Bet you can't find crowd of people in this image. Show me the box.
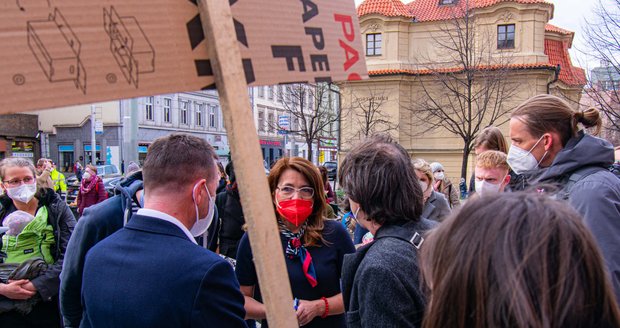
[0,93,618,327]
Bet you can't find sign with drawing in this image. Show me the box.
[0,0,367,114]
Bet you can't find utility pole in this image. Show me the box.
[90,105,97,165]
[122,98,140,173]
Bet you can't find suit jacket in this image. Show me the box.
[81,214,247,328]
[422,191,451,222]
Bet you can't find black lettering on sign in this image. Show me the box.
[304,27,324,50]
[310,55,329,72]
[272,46,306,72]
[195,59,213,76]
[300,0,318,23]
[23,249,34,254]
[314,76,332,83]
[186,0,255,87]
[186,14,204,50]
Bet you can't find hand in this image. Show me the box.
[69,202,77,207]
[21,281,37,292]
[296,299,323,326]
[0,280,36,300]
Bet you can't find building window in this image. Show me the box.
[209,106,217,128]
[268,113,275,133]
[163,98,171,123]
[366,33,382,56]
[258,110,265,132]
[145,96,154,121]
[439,0,457,4]
[196,103,204,127]
[258,86,265,98]
[497,24,515,49]
[268,86,275,100]
[180,101,189,125]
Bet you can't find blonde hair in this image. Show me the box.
[476,151,509,172]
[413,159,434,184]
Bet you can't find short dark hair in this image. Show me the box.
[421,192,620,328]
[339,134,423,225]
[142,134,217,192]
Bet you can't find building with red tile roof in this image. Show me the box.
[339,0,586,183]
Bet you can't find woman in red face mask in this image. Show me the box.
[235,157,355,328]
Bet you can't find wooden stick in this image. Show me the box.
[196,1,297,327]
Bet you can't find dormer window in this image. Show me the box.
[497,24,515,49]
[439,0,457,5]
[366,33,382,56]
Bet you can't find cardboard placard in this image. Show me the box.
[0,0,367,114]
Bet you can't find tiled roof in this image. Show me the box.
[357,0,413,18]
[544,39,586,86]
[354,0,553,22]
[545,24,573,35]
[368,62,556,76]
[369,39,586,87]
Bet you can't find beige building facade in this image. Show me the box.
[339,0,585,183]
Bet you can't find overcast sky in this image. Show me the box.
[353,0,602,72]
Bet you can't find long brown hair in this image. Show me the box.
[268,157,327,247]
[512,94,602,146]
[421,192,620,328]
[473,126,508,153]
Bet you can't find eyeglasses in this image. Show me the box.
[276,186,315,199]
[2,176,35,188]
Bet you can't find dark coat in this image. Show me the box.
[521,132,620,302]
[216,188,245,259]
[342,219,436,328]
[59,172,143,327]
[422,191,451,222]
[81,214,247,328]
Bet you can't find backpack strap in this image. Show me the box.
[373,223,425,250]
[557,166,605,200]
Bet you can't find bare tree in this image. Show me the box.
[406,0,517,180]
[342,86,398,143]
[270,83,339,162]
[583,0,620,134]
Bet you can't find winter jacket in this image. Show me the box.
[59,171,143,328]
[76,176,107,214]
[437,178,460,208]
[342,219,436,328]
[216,188,245,259]
[422,191,451,222]
[522,131,620,302]
[50,169,67,194]
[0,188,76,321]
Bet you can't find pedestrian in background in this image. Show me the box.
[215,161,245,259]
[217,162,227,194]
[49,162,67,200]
[429,162,460,208]
[339,134,435,328]
[508,95,620,301]
[469,126,512,193]
[73,160,83,182]
[413,159,450,222]
[73,165,107,216]
[420,192,620,328]
[35,159,53,190]
[236,157,355,327]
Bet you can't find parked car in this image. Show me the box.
[323,161,337,181]
[67,164,121,206]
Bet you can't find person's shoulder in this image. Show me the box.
[322,219,350,241]
[572,167,620,193]
[80,195,124,227]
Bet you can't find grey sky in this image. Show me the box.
[353,0,602,72]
